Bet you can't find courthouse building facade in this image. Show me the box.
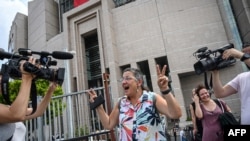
[8,0,250,130]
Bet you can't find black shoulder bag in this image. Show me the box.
[204,72,239,128]
[214,99,239,128]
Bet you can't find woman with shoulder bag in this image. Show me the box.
[194,84,232,141]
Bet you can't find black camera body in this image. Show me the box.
[0,48,73,109]
[0,48,73,85]
[1,61,65,85]
[193,43,236,75]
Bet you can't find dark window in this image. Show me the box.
[113,0,136,7]
[84,32,105,131]
[137,61,153,91]
[120,65,131,73]
[58,0,74,32]
[155,56,171,84]
[59,0,74,13]
[230,0,250,43]
[85,33,102,83]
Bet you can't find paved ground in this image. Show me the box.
[169,135,189,141]
[169,135,180,141]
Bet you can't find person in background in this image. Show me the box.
[212,45,250,124]
[173,128,177,141]
[189,88,202,141]
[88,64,182,140]
[0,57,58,141]
[179,128,184,141]
[194,84,231,141]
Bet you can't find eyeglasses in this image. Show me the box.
[118,77,135,82]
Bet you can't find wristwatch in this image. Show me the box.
[240,53,250,62]
[161,88,172,95]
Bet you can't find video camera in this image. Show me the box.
[0,48,74,85]
[193,43,236,75]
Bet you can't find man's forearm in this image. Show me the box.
[212,71,224,98]
[9,77,32,120]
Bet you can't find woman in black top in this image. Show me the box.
[190,88,202,141]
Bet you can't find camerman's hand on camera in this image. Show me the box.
[19,57,37,80]
[223,48,243,60]
[242,45,250,54]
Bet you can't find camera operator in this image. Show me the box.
[222,46,250,67]
[212,45,250,124]
[0,57,58,141]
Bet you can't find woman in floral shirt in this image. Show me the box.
[88,65,182,141]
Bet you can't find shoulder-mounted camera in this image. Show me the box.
[0,48,73,109]
[193,43,236,75]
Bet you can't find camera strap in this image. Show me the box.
[1,75,37,114]
[1,73,11,105]
[30,80,37,114]
[204,72,213,95]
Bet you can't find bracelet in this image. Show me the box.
[161,88,171,95]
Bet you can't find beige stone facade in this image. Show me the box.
[8,12,28,53]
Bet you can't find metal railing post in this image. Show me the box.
[103,73,116,141]
[36,96,43,141]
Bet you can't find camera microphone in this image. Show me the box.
[18,48,51,57]
[196,47,208,53]
[18,48,73,60]
[51,51,73,59]
[0,48,22,60]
